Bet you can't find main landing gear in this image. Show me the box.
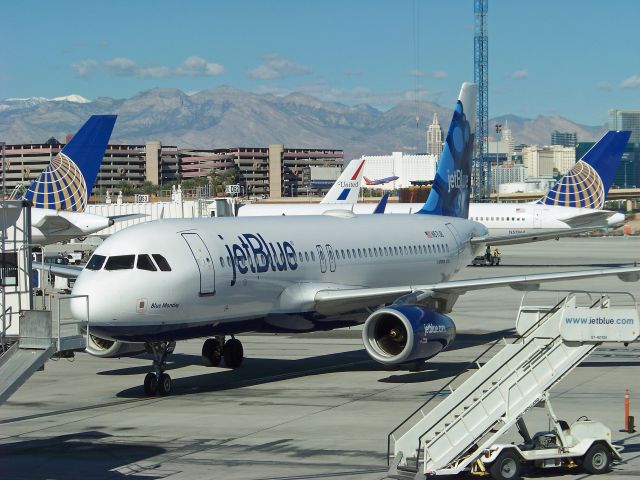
[202,336,244,369]
[143,340,176,396]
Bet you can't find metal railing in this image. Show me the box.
[53,294,90,352]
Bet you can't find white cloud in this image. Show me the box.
[620,75,640,88]
[408,70,447,79]
[72,56,225,79]
[71,59,98,78]
[176,56,224,76]
[431,70,448,79]
[510,69,528,80]
[597,81,613,91]
[247,54,312,80]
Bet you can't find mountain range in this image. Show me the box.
[0,87,606,160]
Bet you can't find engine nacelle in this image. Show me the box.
[362,305,456,366]
[86,334,146,358]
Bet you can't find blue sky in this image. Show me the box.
[3,0,639,126]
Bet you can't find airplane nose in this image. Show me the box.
[70,274,91,321]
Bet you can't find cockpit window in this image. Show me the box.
[137,254,157,271]
[152,254,172,271]
[105,255,135,271]
[86,254,106,271]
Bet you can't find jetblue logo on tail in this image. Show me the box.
[448,169,469,193]
[223,233,297,286]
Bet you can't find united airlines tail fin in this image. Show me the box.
[416,82,477,218]
[24,115,117,212]
[536,130,630,209]
[321,158,365,204]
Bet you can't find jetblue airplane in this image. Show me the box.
[68,84,640,397]
[20,115,119,244]
[237,132,630,239]
[364,175,399,186]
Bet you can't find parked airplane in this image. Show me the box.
[237,131,630,239]
[19,115,120,244]
[364,175,399,186]
[68,84,639,396]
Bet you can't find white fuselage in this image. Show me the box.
[70,214,487,342]
[237,202,624,235]
[29,208,112,245]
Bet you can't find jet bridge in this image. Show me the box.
[387,290,639,478]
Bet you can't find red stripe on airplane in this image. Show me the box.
[351,160,365,180]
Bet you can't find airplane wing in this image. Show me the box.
[560,210,622,229]
[470,227,597,246]
[307,266,640,315]
[33,214,83,236]
[32,262,83,279]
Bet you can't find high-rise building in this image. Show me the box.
[551,131,577,148]
[501,121,515,154]
[426,113,444,156]
[609,109,640,143]
[522,145,575,177]
[491,161,528,191]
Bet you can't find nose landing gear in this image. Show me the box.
[143,341,175,396]
[201,336,244,369]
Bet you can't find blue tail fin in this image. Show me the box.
[24,115,116,212]
[537,130,630,209]
[372,192,390,214]
[416,83,477,218]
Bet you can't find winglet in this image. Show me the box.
[416,83,477,218]
[373,192,390,214]
[537,130,631,209]
[321,158,365,204]
[24,115,117,212]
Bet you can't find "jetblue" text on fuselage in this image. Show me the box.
[223,233,297,286]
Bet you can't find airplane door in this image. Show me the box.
[325,244,336,272]
[445,223,462,257]
[182,233,216,295]
[533,206,542,228]
[315,245,327,273]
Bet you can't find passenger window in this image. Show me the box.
[305,252,309,261]
[311,252,315,261]
[394,246,398,255]
[86,254,106,270]
[298,252,304,262]
[368,248,372,257]
[137,254,157,271]
[105,255,135,271]
[363,249,368,258]
[384,247,388,256]
[358,248,362,257]
[341,249,345,258]
[404,246,408,255]
[347,249,351,259]
[152,254,172,271]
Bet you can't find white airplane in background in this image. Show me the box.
[237,132,630,242]
[66,83,640,397]
[15,115,121,245]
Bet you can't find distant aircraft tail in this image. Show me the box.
[363,176,373,185]
[416,82,477,218]
[321,158,365,204]
[24,115,117,212]
[536,130,630,209]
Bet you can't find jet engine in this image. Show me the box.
[86,334,146,358]
[362,305,456,366]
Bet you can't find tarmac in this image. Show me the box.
[1,236,640,480]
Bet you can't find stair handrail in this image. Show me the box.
[410,294,569,471]
[1,305,12,351]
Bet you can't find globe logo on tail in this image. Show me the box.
[25,152,88,211]
[538,160,605,209]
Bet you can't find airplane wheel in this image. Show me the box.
[144,372,158,396]
[202,338,222,367]
[223,338,244,368]
[158,373,172,396]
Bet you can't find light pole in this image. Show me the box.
[494,124,502,196]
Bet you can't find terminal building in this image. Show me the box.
[357,152,438,191]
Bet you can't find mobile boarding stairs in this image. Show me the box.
[387,290,639,478]
[0,295,89,405]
